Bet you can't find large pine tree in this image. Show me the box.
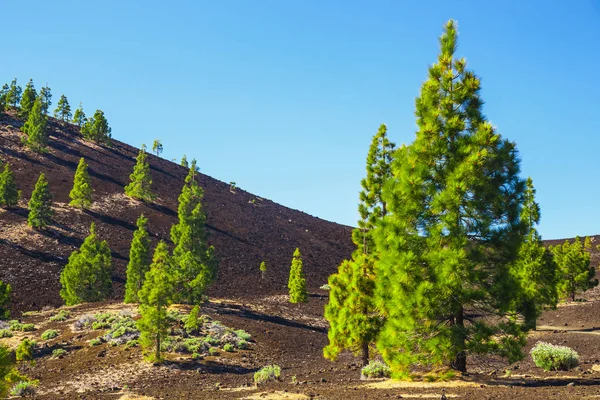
[137,241,176,362]
[19,79,37,119]
[39,85,52,115]
[511,178,558,329]
[124,145,155,201]
[324,124,394,367]
[288,248,307,303]
[170,166,217,304]
[374,20,528,375]
[0,163,19,208]
[27,173,53,229]
[5,79,21,110]
[59,223,112,305]
[22,97,48,152]
[124,214,152,303]
[551,236,598,301]
[69,158,93,208]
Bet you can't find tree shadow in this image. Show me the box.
[84,209,137,232]
[203,301,326,333]
[485,376,600,388]
[0,238,65,264]
[161,358,258,375]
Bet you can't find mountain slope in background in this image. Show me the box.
[0,112,354,314]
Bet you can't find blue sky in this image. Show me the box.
[2,1,599,240]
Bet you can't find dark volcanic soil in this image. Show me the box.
[0,112,353,314]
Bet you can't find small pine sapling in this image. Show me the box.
[288,248,307,303]
[69,158,93,209]
[27,173,53,229]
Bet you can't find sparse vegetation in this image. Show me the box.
[152,139,163,157]
[361,360,391,379]
[530,342,579,371]
[0,330,12,338]
[41,329,59,340]
[254,365,281,384]
[15,339,35,362]
[51,348,67,358]
[9,321,35,332]
[260,261,267,279]
[49,309,70,322]
[89,338,102,346]
[10,380,37,397]
[223,343,234,352]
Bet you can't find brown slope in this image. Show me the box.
[0,111,354,314]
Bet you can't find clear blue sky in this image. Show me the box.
[2,1,599,240]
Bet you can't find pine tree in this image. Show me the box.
[124,214,152,303]
[69,158,93,208]
[0,345,15,398]
[260,261,267,279]
[288,248,307,303]
[0,163,20,208]
[19,79,37,119]
[551,236,598,301]
[27,173,53,229]
[39,85,52,115]
[374,20,528,375]
[511,178,558,329]
[0,280,11,320]
[324,124,394,367]
[124,145,155,201]
[137,241,176,362]
[59,222,112,305]
[170,165,217,304]
[22,97,48,152]
[152,139,163,157]
[72,103,87,127]
[54,94,72,122]
[5,79,21,110]
[81,109,111,144]
[180,155,188,168]
[0,84,9,111]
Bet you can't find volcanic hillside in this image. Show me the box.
[0,112,354,314]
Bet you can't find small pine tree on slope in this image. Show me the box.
[81,109,111,144]
[125,145,154,201]
[5,79,21,109]
[374,20,529,375]
[59,223,112,305]
[170,166,217,304]
[551,236,598,301]
[72,103,87,127]
[54,94,72,122]
[0,281,11,320]
[28,173,53,229]
[39,85,52,115]
[510,177,558,329]
[69,158,93,208]
[288,248,307,303]
[0,163,20,208]
[137,241,177,362]
[124,214,152,303]
[22,97,48,152]
[324,124,394,367]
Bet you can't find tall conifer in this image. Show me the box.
[288,248,307,303]
[125,145,154,201]
[59,223,112,305]
[124,214,152,303]
[22,97,48,152]
[170,166,217,304]
[374,20,527,374]
[324,124,394,367]
[19,79,37,119]
[39,85,52,115]
[69,158,93,208]
[137,241,176,362]
[81,109,111,144]
[72,103,87,127]
[0,163,20,208]
[54,94,72,122]
[28,173,53,229]
[5,79,21,109]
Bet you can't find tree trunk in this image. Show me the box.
[361,341,369,367]
[451,306,467,373]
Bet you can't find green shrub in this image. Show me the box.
[184,305,202,334]
[21,311,38,317]
[530,341,579,371]
[235,329,251,341]
[237,340,249,350]
[125,339,139,349]
[10,381,37,397]
[20,324,35,332]
[9,321,35,332]
[204,335,219,346]
[49,309,71,322]
[0,329,12,338]
[320,283,331,291]
[89,338,102,346]
[191,352,202,360]
[16,339,35,362]
[41,329,59,340]
[91,321,111,330]
[52,348,67,358]
[223,343,234,352]
[208,347,218,356]
[361,360,391,379]
[254,365,281,384]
